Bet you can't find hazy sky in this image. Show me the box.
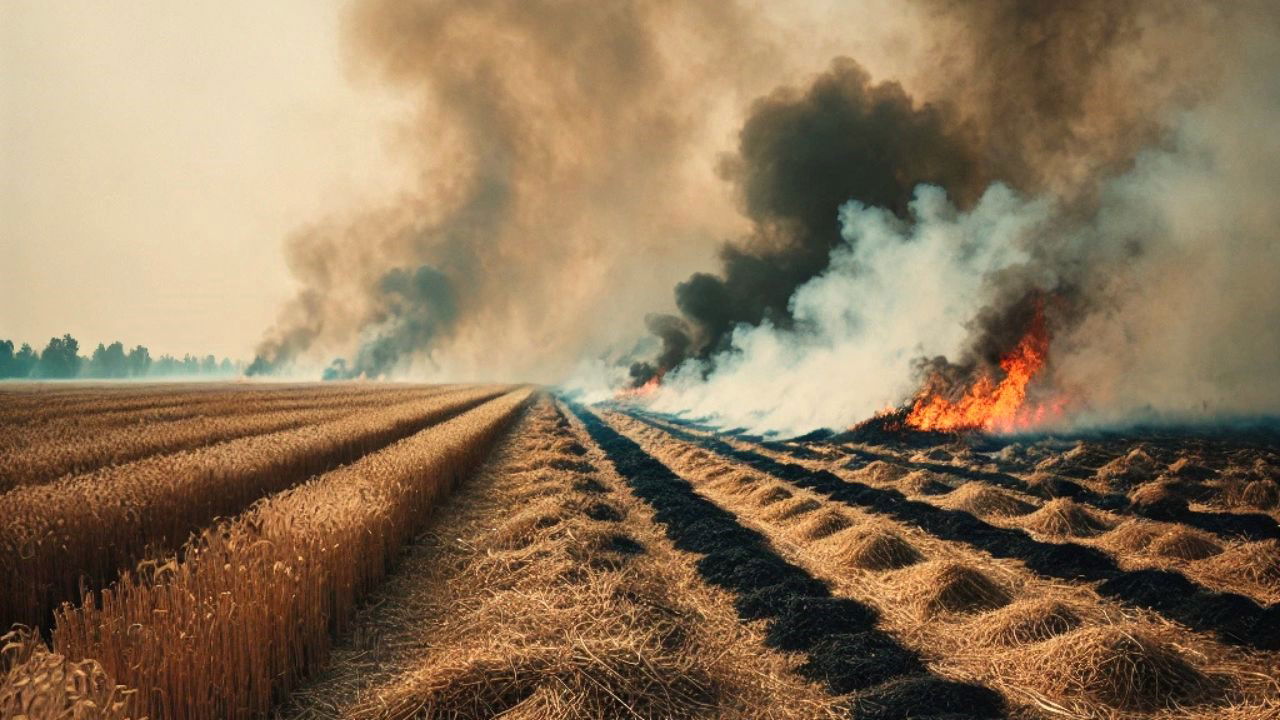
[1,1,412,358]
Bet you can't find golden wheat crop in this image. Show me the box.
[0,385,457,490]
[0,385,508,630]
[0,382,432,432]
[0,627,136,720]
[32,388,531,720]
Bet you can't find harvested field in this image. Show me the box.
[3,384,1278,719]
[612,409,1280,719]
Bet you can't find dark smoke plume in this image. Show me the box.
[638,58,984,380]
[636,0,1229,386]
[644,1,1280,434]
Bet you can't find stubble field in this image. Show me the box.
[2,383,1278,719]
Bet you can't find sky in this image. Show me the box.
[1,1,413,358]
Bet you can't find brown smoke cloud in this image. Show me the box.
[640,0,1280,432]
[631,0,1230,385]
[252,0,788,379]
[252,0,1280,433]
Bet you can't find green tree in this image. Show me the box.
[88,343,109,378]
[126,345,152,376]
[13,344,37,377]
[89,341,128,378]
[37,334,81,378]
[0,340,13,378]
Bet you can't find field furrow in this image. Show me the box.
[0,384,445,443]
[279,395,837,720]
[606,409,1280,719]
[571,402,1010,720]
[0,383,443,434]
[0,388,450,491]
[644,414,1280,610]
[0,385,509,630]
[625,411,1280,652]
[649,412,1280,542]
[10,389,533,720]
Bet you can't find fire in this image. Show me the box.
[616,375,661,399]
[905,306,1058,433]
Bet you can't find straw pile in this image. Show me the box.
[1019,626,1214,711]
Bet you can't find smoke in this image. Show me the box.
[649,183,1049,434]
[629,59,986,382]
[631,0,1230,384]
[916,0,1225,199]
[248,0,1280,434]
[250,0,791,379]
[648,2,1280,433]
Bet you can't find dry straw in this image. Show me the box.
[904,561,1012,617]
[834,525,924,571]
[1022,498,1114,537]
[798,509,853,540]
[977,598,1084,646]
[1148,527,1224,560]
[0,386,504,629]
[1019,626,1215,712]
[940,482,1036,517]
[28,389,530,720]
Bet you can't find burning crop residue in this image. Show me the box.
[906,303,1062,434]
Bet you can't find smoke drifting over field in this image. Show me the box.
[255,0,1280,434]
[650,0,1280,434]
[250,0,773,380]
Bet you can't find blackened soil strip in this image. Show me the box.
[837,445,1279,542]
[566,401,1006,719]
[635,409,1280,542]
[624,411,1280,652]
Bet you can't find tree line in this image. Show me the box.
[0,334,245,379]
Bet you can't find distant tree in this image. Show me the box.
[13,344,37,377]
[37,334,81,378]
[88,341,128,378]
[219,357,234,374]
[153,354,178,376]
[201,354,218,374]
[0,340,13,378]
[126,345,152,377]
[88,343,109,378]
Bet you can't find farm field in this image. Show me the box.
[3,384,1280,719]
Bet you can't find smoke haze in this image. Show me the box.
[251,0,1280,435]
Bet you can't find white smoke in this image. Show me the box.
[643,30,1280,437]
[647,184,1050,435]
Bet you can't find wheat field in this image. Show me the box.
[2,384,1278,720]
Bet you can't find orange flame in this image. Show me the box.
[616,375,661,399]
[905,306,1057,433]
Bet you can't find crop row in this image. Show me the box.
[0,385,455,490]
[610,411,1279,718]
[0,382,428,428]
[5,388,533,720]
[649,411,1280,607]
[0,383,442,438]
[626,411,1280,651]
[0,385,508,629]
[567,401,1007,720]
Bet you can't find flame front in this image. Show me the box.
[616,375,661,400]
[905,307,1054,433]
